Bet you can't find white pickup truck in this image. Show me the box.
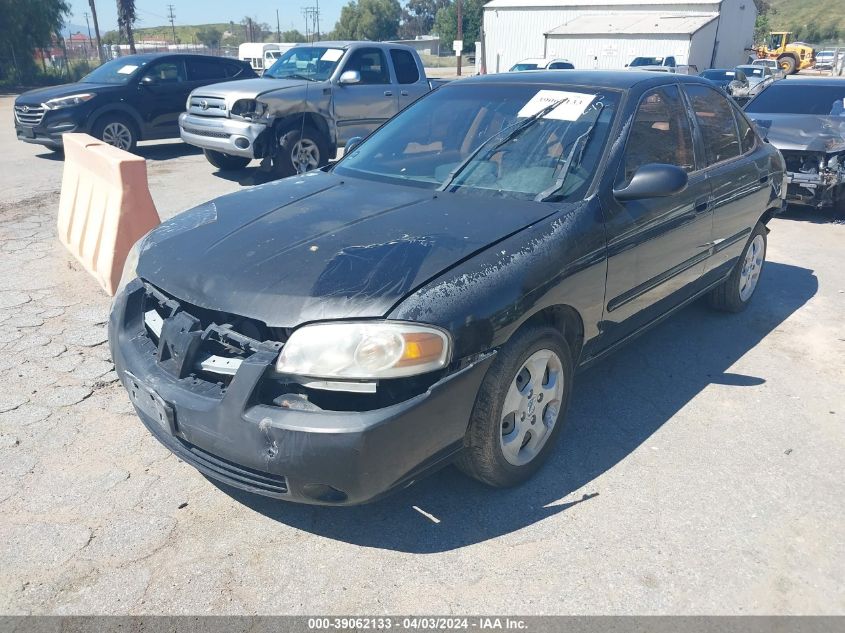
[180,41,434,177]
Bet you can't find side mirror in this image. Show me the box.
[344,136,364,154]
[140,74,157,86]
[613,163,688,201]
[338,70,361,85]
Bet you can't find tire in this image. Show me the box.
[456,325,574,488]
[203,149,251,170]
[91,114,138,152]
[708,222,767,313]
[779,55,797,75]
[272,123,329,178]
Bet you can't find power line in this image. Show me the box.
[167,4,177,44]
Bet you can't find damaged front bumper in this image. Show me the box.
[782,151,845,208]
[109,280,493,505]
[179,112,268,159]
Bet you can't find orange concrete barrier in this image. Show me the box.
[57,133,160,296]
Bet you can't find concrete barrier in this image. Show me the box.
[57,133,160,296]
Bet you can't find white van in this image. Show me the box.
[238,43,296,75]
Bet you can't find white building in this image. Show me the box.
[482,0,757,73]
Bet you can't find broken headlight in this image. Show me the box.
[231,99,267,120]
[276,322,452,380]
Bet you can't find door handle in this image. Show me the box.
[400,90,409,96]
[759,174,769,183]
[384,90,393,96]
[695,199,709,214]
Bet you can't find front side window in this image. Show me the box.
[622,85,695,184]
[143,60,186,83]
[343,48,390,84]
[264,46,345,81]
[335,84,620,201]
[685,84,741,165]
[390,49,419,84]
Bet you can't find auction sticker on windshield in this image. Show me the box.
[518,90,596,121]
[118,65,139,74]
[321,49,344,62]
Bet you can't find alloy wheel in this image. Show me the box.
[739,234,765,301]
[291,138,320,174]
[101,122,133,151]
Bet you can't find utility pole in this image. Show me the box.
[456,0,463,76]
[315,0,321,40]
[83,12,92,55]
[88,0,105,63]
[167,5,177,45]
[276,10,281,41]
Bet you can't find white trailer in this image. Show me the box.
[238,42,296,74]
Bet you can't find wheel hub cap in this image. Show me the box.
[739,234,764,301]
[101,122,132,151]
[499,348,565,466]
[291,138,319,174]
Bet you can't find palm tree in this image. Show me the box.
[116,0,137,54]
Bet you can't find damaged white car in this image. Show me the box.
[745,77,845,213]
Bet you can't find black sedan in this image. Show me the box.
[110,71,785,505]
[744,77,845,211]
[14,53,256,153]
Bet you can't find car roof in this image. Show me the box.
[767,76,845,87]
[108,52,242,61]
[453,70,715,90]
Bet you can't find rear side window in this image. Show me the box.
[732,105,756,154]
[225,61,249,78]
[549,62,574,70]
[685,84,741,165]
[390,49,420,84]
[623,85,696,184]
[186,58,229,81]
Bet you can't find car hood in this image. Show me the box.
[748,113,845,153]
[16,82,118,105]
[137,171,563,327]
[189,77,309,101]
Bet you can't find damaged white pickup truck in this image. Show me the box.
[745,77,845,213]
[179,41,433,177]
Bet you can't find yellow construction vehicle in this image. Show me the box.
[756,32,815,75]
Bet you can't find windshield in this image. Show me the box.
[630,57,662,67]
[739,66,763,78]
[510,63,540,71]
[80,56,150,84]
[264,46,344,80]
[745,84,845,115]
[334,83,620,201]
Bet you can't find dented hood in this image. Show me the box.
[190,77,308,100]
[138,172,561,327]
[749,113,845,153]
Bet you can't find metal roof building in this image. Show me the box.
[482,0,757,73]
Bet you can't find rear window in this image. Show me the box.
[745,83,845,115]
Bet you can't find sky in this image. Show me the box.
[66,0,349,36]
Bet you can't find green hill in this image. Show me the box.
[101,22,288,47]
[766,0,845,45]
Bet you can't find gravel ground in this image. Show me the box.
[0,95,843,615]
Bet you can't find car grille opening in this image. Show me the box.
[182,126,231,139]
[14,105,45,127]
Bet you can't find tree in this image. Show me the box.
[332,0,402,41]
[116,0,137,53]
[0,0,70,81]
[434,0,484,52]
[281,29,307,43]
[196,27,223,49]
[399,0,450,39]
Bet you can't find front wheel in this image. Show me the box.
[708,222,767,312]
[456,325,574,488]
[203,149,251,170]
[91,114,137,152]
[273,124,329,178]
[779,55,797,75]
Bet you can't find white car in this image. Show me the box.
[751,58,785,79]
[509,58,574,71]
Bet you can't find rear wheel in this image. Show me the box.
[91,114,137,152]
[778,55,797,75]
[203,149,251,170]
[272,123,329,178]
[708,222,767,312]
[456,325,573,488]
